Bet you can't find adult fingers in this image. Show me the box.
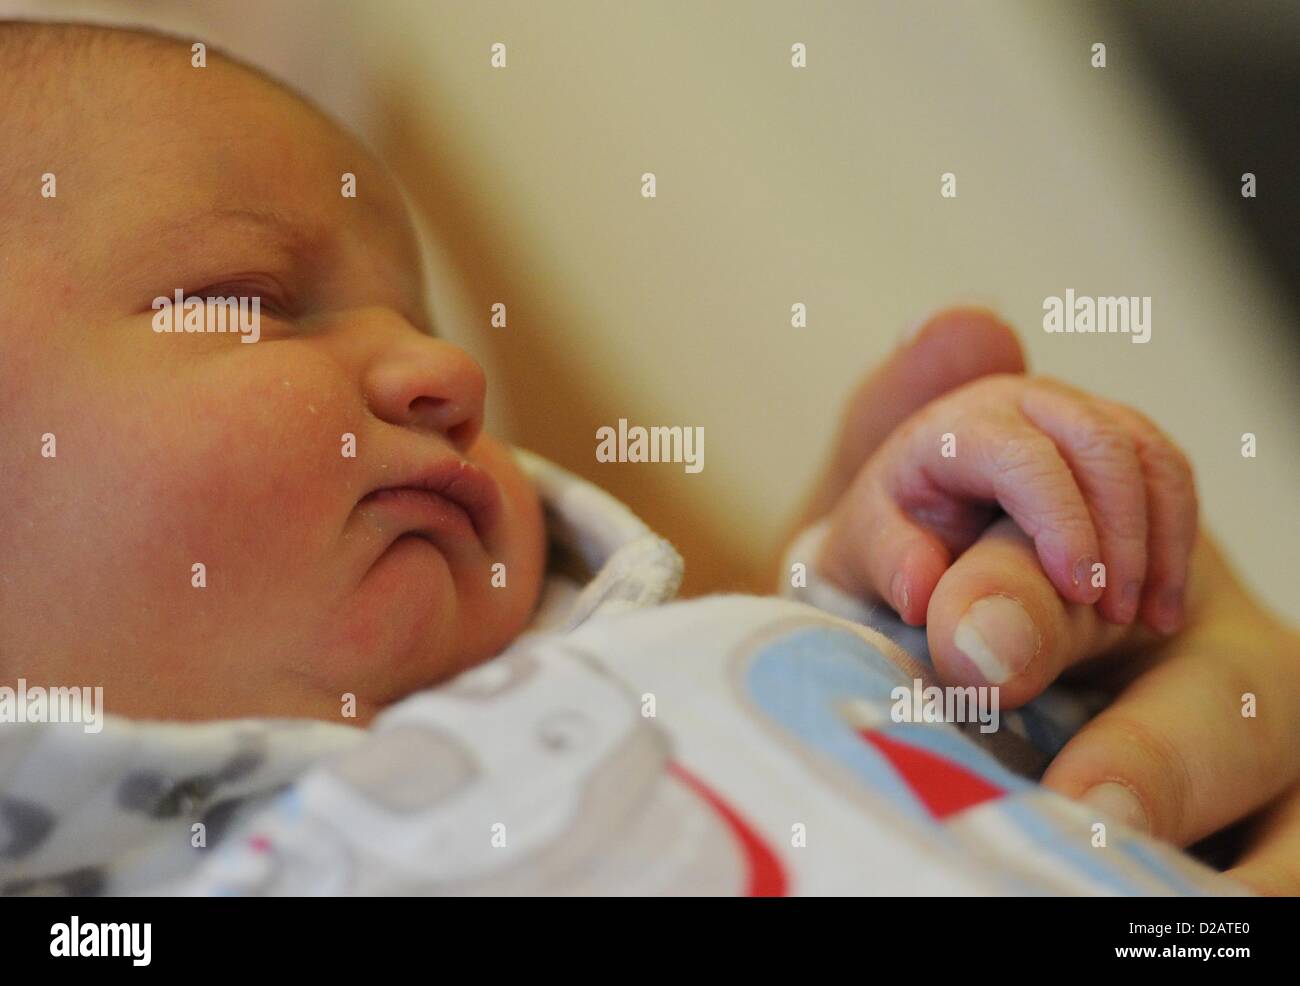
[1227,782,1300,896]
[924,516,1146,706]
[796,306,1026,526]
[1041,604,1300,847]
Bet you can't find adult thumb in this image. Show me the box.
[797,306,1028,525]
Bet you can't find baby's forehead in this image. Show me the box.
[3,24,425,297]
[5,24,400,205]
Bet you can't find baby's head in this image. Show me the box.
[0,22,547,725]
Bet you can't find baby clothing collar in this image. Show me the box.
[512,447,683,634]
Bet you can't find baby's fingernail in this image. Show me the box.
[1153,586,1184,633]
[1071,556,1102,603]
[1071,556,1092,587]
[1120,579,1142,621]
[1081,781,1148,833]
[953,595,1039,685]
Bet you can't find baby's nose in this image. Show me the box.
[364,337,487,453]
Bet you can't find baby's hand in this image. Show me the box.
[820,373,1196,631]
[817,371,1197,694]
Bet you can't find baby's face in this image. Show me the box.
[0,47,546,724]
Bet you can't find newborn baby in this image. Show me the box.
[2,21,549,724]
[2,21,1297,895]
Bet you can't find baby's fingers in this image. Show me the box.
[1095,400,1198,635]
[1017,386,1149,624]
[818,477,959,625]
[919,405,1102,606]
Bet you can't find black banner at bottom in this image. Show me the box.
[0,895,1286,973]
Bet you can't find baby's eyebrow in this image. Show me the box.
[118,205,336,314]
[160,206,329,259]
[136,206,433,332]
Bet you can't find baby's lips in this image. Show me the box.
[365,454,504,543]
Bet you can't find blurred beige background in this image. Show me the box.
[11,0,1298,621]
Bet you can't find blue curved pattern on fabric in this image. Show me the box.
[746,623,1030,788]
[1115,837,1211,897]
[744,624,936,828]
[741,621,1212,896]
[742,623,1029,831]
[998,797,1155,896]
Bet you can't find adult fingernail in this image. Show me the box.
[953,595,1039,685]
[890,571,910,618]
[1081,781,1149,833]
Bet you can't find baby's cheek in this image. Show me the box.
[218,370,355,501]
[126,354,358,592]
[456,434,548,657]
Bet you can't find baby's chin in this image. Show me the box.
[320,539,470,689]
[334,591,532,714]
[332,519,543,705]
[220,436,545,721]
